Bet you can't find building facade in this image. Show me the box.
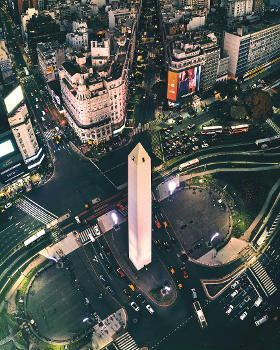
[128,143,152,271]
[37,41,65,82]
[224,19,280,78]
[0,40,13,83]
[226,0,253,18]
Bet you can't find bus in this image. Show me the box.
[255,135,280,149]
[24,229,46,247]
[193,301,208,329]
[229,124,249,134]
[201,126,223,135]
[178,158,199,171]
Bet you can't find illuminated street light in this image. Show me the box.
[210,232,220,244]
[111,212,118,225]
[168,180,176,195]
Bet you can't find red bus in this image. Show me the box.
[230,124,249,134]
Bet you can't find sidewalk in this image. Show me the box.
[91,308,126,350]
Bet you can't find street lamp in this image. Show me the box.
[210,232,220,244]
[168,180,176,196]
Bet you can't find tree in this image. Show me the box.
[230,105,248,120]
[243,89,272,122]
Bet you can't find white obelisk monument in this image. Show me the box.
[128,143,152,270]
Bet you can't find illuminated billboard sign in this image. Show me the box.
[0,140,15,158]
[167,71,178,102]
[167,66,201,102]
[4,85,24,114]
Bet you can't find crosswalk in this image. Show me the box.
[114,332,139,350]
[44,129,63,140]
[79,226,97,244]
[266,118,280,135]
[250,260,277,296]
[16,196,58,225]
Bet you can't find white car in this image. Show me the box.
[130,302,140,312]
[42,110,46,115]
[35,97,39,101]
[231,290,239,298]
[231,280,240,289]
[5,202,12,209]
[146,304,155,314]
[226,305,234,315]
[201,143,209,148]
[94,224,101,236]
[35,104,39,108]
[192,137,199,142]
[191,288,197,299]
[240,311,248,320]
[192,145,199,151]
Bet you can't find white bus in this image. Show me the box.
[201,126,223,135]
[179,158,199,171]
[193,301,208,329]
[229,124,249,134]
[255,135,280,149]
[24,229,46,247]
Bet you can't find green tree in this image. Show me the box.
[243,89,272,122]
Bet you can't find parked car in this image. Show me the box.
[130,301,140,312]
[146,304,155,314]
[226,305,234,315]
[191,288,197,299]
[240,311,248,320]
[231,280,240,289]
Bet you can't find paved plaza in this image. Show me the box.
[26,263,89,341]
[161,186,231,260]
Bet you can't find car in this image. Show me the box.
[136,293,146,304]
[201,143,209,148]
[181,266,189,278]
[35,104,39,108]
[94,224,101,236]
[35,97,38,101]
[255,314,268,326]
[42,110,46,115]
[191,288,197,299]
[5,203,12,209]
[226,305,234,315]
[146,304,155,314]
[106,285,116,296]
[231,280,240,289]
[169,266,175,274]
[177,281,183,290]
[192,137,199,142]
[123,288,132,298]
[154,219,161,228]
[130,301,140,311]
[187,124,195,130]
[231,290,239,298]
[192,145,199,151]
[99,274,107,283]
[128,284,135,291]
[254,297,263,307]
[240,311,248,320]
[117,268,125,278]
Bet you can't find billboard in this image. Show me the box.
[167,71,178,102]
[0,140,15,158]
[4,85,24,114]
[167,66,201,102]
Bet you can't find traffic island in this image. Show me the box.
[160,185,231,261]
[104,222,177,307]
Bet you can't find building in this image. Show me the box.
[167,31,220,102]
[216,55,229,82]
[66,21,88,51]
[226,0,253,19]
[0,40,13,83]
[21,7,38,39]
[128,143,152,271]
[0,85,43,185]
[37,41,65,82]
[8,103,44,169]
[224,17,280,79]
[25,13,64,62]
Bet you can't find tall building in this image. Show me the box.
[0,40,13,83]
[128,143,152,271]
[224,17,280,78]
[167,31,220,103]
[253,0,263,13]
[66,21,88,51]
[226,0,253,18]
[37,41,65,82]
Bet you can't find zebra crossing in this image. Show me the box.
[114,332,139,350]
[44,129,62,140]
[16,196,58,225]
[250,260,277,296]
[266,118,280,135]
[79,226,97,244]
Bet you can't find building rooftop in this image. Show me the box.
[0,40,9,62]
[227,15,280,36]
